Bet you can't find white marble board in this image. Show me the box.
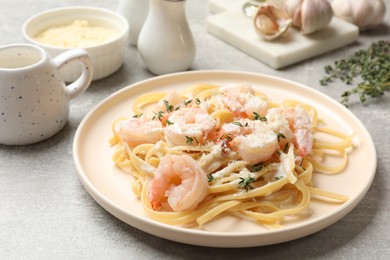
[206,0,359,69]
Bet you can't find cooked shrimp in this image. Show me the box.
[215,83,268,118]
[267,106,313,157]
[164,107,217,147]
[220,119,278,163]
[117,117,163,147]
[147,154,209,211]
[153,91,185,112]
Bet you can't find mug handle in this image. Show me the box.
[52,49,93,99]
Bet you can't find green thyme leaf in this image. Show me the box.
[185,136,199,145]
[277,133,286,142]
[253,112,267,121]
[220,134,233,142]
[239,174,256,191]
[249,162,264,172]
[164,100,174,112]
[152,111,164,121]
[132,113,143,118]
[320,40,390,107]
[232,122,243,127]
[184,99,192,106]
[283,143,289,153]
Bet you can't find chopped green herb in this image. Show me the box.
[274,176,283,181]
[277,133,286,142]
[299,158,304,167]
[184,99,192,106]
[239,174,256,191]
[152,111,164,121]
[165,119,174,125]
[132,113,143,118]
[320,40,390,107]
[249,162,264,172]
[232,122,243,127]
[185,136,199,145]
[195,98,201,105]
[164,100,174,112]
[253,112,267,121]
[208,174,215,182]
[283,143,289,153]
[220,134,233,142]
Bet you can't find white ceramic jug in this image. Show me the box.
[137,0,196,75]
[117,0,149,46]
[0,44,93,145]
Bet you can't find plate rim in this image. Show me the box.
[73,70,377,247]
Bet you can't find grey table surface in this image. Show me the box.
[1,0,389,259]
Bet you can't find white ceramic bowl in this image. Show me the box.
[23,6,129,82]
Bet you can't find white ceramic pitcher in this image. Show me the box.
[137,0,196,75]
[0,43,93,145]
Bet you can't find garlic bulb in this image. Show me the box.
[284,0,333,35]
[254,4,292,40]
[331,0,386,31]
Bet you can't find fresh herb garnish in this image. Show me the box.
[253,112,267,121]
[132,113,143,118]
[164,100,174,112]
[299,158,304,167]
[249,162,264,172]
[185,136,199,145]
[208,174,215,182]
[277,133,286,142]
[184,99,192,106]
[220,134,233,142]
[232,121,249,127]
[239,174,256,191]
[320,40,390,107]
[152,111,164,121]
[283,143,289,153]
[195,98,201,105]
[165,119,174,125]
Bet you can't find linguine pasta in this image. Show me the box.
[109,83,353,228]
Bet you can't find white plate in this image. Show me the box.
[73,71,376,247]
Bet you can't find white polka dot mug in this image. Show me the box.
[0,43,93,145]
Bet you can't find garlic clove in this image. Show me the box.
[332,0,386,31]
[284,0,303,28]
[330,0,354,24]
[254,4,292,40]
[284,0,333,35]
[300,0,333,35]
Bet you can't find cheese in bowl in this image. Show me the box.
[23,6,129,82]
[33,19,120,48]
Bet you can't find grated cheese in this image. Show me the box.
[34,19,119,48]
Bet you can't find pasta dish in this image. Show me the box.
[109,83,353,228]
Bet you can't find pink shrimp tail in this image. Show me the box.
[150,200,162,211]
[147,177,166,211]
[295,129,313,158]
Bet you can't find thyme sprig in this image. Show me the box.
[248,162,264,172]
[320,40,390,107]
[208,174,215,182]
[163,100,174,112]
[253,112,267,121]
[185,136,199,145]
[239,174,256,191]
